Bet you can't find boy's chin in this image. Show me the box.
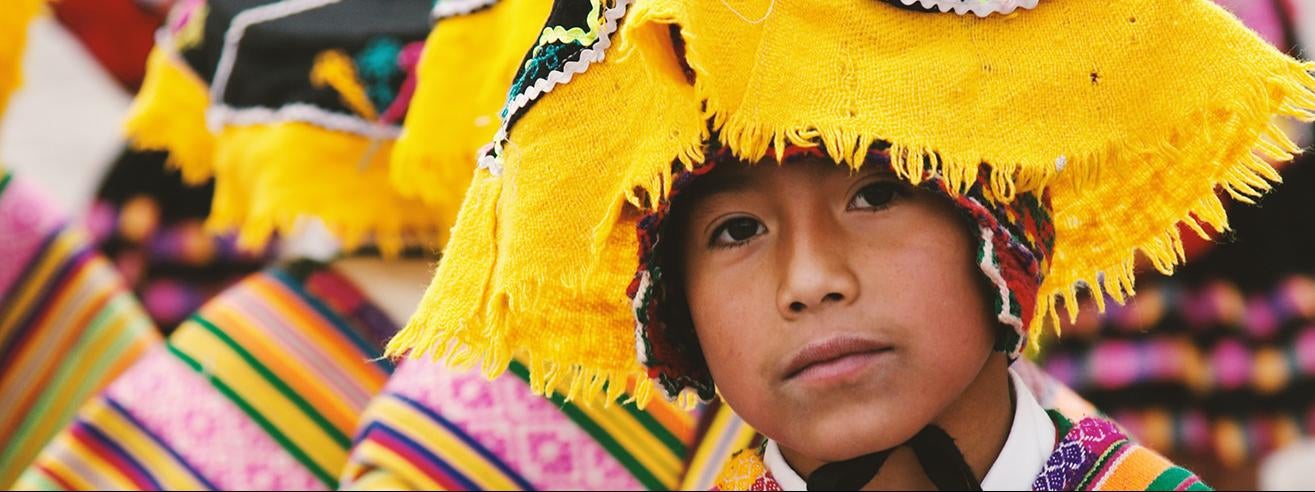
[773,397,931,463]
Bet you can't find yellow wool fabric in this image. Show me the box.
[388,16,703,405]
[123,48,215,184]
[0,0,42,120]
[390,0,552,219]
[123,47,448,255]
[390,0,1315,406]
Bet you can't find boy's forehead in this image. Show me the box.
[697,155,891,194]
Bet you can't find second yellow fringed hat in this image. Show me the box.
[125,0,545,255]
[388,0,1315,406]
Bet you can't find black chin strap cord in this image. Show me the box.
[804,426,982,491]
[805,449,893,491]
[909,426,982,491]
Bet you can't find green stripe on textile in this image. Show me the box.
[1147,466,1193,491]
[619,392,686,456]
[264,267,383,363]
[1076,439,1128,490]
[0,295,150,469]
[0,172,11,198]
[506,361,664,490]
[1186,479,1213,491]
[166,342,337,487]
[188,314,351,448]
[13,467,63,491]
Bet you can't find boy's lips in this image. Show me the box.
[782,335,894,383]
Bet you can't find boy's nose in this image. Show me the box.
[776,225,859,319]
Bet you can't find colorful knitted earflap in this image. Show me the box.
[388,0,1315,406]
[0,0,43,120]
[125,0,439,255]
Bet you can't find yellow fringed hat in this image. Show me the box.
[388,0,1315,406]
[0,0,43,120]
[125,0,532,255]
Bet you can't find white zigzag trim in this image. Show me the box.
[479,0,631,175]
[208,104,401,139]
[978,226,1027,356]
[633,269,652,366]
[432,0,499,20]
[896,0,1040,17]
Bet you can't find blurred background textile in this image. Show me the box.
[3,0,1315,489]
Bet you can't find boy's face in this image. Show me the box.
[679,156,997,462]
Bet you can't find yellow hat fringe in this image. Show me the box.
[206,124,450,256]
[124,48,216,184]
[1027,61,1315,349]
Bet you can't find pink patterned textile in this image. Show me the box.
[0,174,65,296]
[104,346,322,490]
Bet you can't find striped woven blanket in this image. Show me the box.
[340,358,706,490]
[17,260,745,490]
[17,261,394,490]
[0,171,160,487]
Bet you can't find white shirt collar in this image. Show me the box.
[763,368,1055,491]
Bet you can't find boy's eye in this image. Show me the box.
[848,182,902,211]
[709,217,766,247]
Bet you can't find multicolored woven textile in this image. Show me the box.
[15,261,395,490]
[17,257,732,491]
[678,402,760,491]
[711,412,1210,491]
[1032,413,1210,491]
[340,358,700,490]
[86,148,275,330]
[1041,246,1315,468]
[0,172,161,488]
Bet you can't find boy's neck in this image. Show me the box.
[787,353,1015,490]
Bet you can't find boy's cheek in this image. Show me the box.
[691,292,788,417]
[693,297,779,384]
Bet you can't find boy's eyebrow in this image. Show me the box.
[689,168,757,198]
[701,174,753,195]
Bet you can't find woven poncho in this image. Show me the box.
[388,0,1315,406]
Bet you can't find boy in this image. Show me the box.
[390,0,1315,489]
